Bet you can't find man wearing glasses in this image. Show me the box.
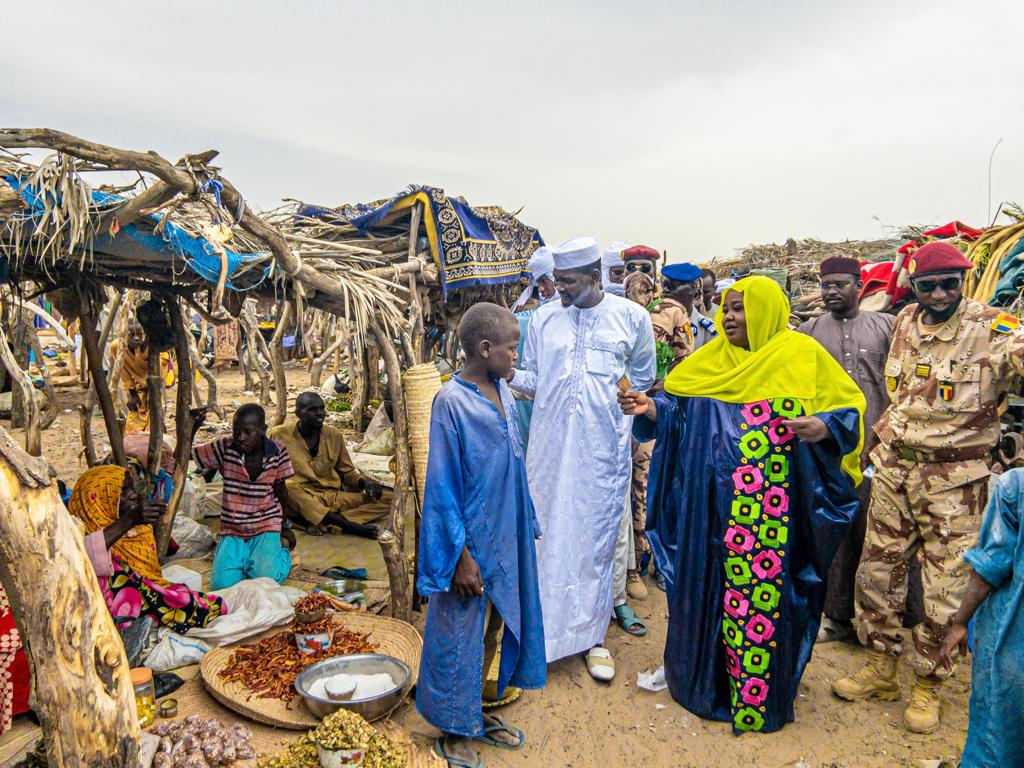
[832,241,1024,734]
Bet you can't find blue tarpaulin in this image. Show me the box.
[4,175,270,291]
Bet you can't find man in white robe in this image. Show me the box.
[510,237,656,680]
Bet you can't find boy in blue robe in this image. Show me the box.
[417,303,546,768]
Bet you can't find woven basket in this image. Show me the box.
[401,363,442,506]
[200,612,422,729]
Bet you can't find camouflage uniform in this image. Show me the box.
[856,299,1024,676]
[632,298,694,562]
[649,297,694,379]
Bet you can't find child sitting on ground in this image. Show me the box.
[416,303,546,768]
[192,403,297,590]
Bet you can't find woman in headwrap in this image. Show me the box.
[619,276,864,734]
[71,463,226,634]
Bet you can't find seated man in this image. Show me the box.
[269,392,391,538]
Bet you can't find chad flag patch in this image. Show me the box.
[992,313,1020,334]
[938,382,954,401]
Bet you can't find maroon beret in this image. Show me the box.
[622,245,659,262]
[907,241,973,277]
[819,256,862,278]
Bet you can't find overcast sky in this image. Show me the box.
[3,1,1022,262]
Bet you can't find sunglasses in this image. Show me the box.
[912,276,962,293]
[625,261,654,274]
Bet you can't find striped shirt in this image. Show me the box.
[192,436,294,539]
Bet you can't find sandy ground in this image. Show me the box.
[11,366,971,768]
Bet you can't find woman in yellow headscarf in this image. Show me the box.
[619,276,865,736]
[71,464,226,634]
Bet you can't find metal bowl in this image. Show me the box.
[316,580,364,598]
[293,653,411,721]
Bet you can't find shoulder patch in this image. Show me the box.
[992,312,1020,334]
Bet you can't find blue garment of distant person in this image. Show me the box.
[513,308,534,449]
[960,469,1024,768]
[416,374,546,737]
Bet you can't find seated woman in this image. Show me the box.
[619,276,865,734]
[71,463,226,634]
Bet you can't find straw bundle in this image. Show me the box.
[401,363,442,507]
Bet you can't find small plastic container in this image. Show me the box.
[130,667,157,728]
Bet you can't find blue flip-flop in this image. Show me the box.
[614,604,648,636]
[474,717,525,750]
[434,737,484,767]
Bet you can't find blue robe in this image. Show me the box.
[960,469,1024,768]
[416,374,546,737]
[637,394,859,734]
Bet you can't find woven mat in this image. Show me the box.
[168,677,443,768]
[200,613,422,729]
[0,719,39,766]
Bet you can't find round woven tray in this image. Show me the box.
[200,612,422,729]
[402,364,442,505]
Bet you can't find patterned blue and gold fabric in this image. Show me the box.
[313,186,544,293]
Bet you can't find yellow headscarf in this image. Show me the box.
[664,276,865,483]
[70,465,167,585]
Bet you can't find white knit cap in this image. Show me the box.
[602,241,628,268]
[552,237,600,270]
[527,246,555,285]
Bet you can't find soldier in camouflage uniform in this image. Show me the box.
[832,241,1024,734]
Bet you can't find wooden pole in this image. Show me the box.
[78,291,127,467]
[155,302,193,558]
[0,428,139,766]
[406,204,425,365]
[370,324,411,621]
[269,301,293,426]
[240,306,271,406]
[347,324,367,432]
[310,326,346,389]
[144,340,164,479]
[0,318,41,456]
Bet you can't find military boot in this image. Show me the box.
[831,649,900,701]
[903,676,942,733]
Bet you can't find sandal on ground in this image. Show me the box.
[474,716,525,750]
[586,646,615,682]
[433,738,484,768]
[614,604,648,636]
[816,617,854,644]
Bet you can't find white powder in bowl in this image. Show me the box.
[308,672,398,702]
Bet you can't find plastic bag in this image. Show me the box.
[165,515,215,561]
[637,666,668,692]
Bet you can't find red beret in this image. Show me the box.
[622,245,659,262]
[907,241,973,277]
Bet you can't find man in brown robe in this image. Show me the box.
[798,256,923,642]
[269,391,391,538]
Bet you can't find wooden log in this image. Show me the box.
[78,291,127,467]
[0,428,139,766]
[155,302,193,558]
[9,308,31,429]
[269,301,293,426]
[370,324,411,621]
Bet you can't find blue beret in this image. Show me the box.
[661,262,701,282]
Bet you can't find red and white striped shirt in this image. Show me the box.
[192,436,294,539]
